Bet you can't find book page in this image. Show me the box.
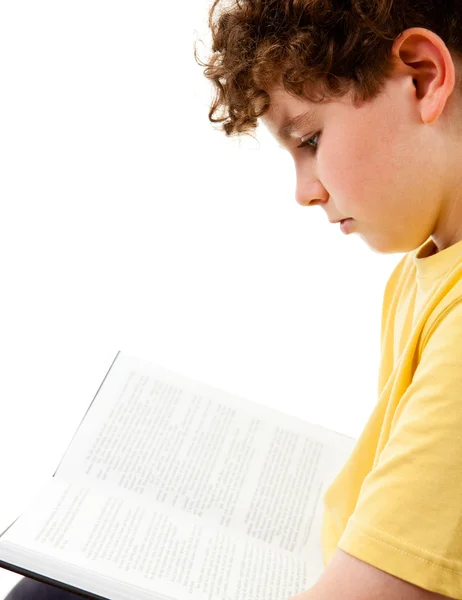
[0,478,320,600]
[55,353,355,562]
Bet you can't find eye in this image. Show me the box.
[297,132,321,152]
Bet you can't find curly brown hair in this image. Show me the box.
[195,0,462,137]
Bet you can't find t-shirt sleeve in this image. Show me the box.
[338,300,462,599]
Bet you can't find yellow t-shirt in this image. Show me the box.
[321,236,462,599]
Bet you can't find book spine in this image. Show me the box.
[0,559,109,600]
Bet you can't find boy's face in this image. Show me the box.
[262,72,460,254]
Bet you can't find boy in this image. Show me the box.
[195,0,462,598]
[6,0,462,599]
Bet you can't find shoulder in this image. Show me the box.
[420,291,462,354]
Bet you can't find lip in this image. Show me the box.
[329,218,352,224]
[340,218,354,234]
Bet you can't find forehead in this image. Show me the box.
[262,87,324,143]
[262,86,359,143]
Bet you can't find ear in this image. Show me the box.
[391,27,456,125]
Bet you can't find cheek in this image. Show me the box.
[319,126,397,211]
[317,137,361,199]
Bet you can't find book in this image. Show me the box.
[0,351,356,600]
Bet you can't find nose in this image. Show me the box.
[294,163,329,206]
[295,179,329,207]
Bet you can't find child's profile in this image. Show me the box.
[194,1,462,598]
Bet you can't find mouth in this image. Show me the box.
[339,218,355,234]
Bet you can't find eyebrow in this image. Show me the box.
[276,109,317,143]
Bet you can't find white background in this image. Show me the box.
[0,1,401,597]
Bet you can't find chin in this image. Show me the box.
[361,233,427,255]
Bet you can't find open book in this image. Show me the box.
[0,351,356,600]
